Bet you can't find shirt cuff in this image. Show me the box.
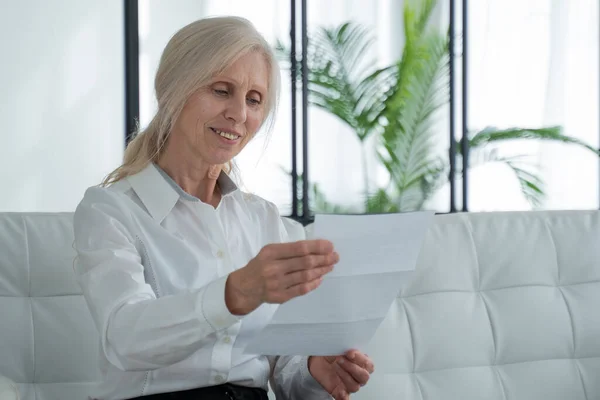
[300,357,333,398]
[200,276,241,331]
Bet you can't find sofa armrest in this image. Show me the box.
[0,375,19,400]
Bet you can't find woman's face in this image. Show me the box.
[171,51,269,166]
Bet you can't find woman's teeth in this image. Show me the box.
[213,128,239,140]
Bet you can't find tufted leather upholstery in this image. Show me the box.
[0,213,99,400]
[0,211,598,400]
[0,374,20,400]
[356,210,600,400]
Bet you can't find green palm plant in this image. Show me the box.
[459,127,600,207]
[277,0,600,213]
[377,0,448,211]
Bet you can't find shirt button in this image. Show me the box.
[215,375,225,384]
[216,250,225,259]
[223,336,232,344]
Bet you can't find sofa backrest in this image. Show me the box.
[0,213,99,400]
[357,210,600,400]
[0,211,599,400]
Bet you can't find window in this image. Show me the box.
[465,0,599,211]
[130,0,600,218]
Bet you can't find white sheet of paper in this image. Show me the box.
[244,211,434,356]
[311,212,434,277]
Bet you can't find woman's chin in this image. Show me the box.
[205,151,235,167]
[199,142,242,166]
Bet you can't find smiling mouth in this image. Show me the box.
[211,127,241,141]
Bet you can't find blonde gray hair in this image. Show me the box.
[102,16,281,186]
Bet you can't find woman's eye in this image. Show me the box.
[247,98,261,105]
[214,89,229,96]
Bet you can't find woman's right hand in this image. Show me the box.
[225,240,339,315]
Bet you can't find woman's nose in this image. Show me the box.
[224,96,247,124]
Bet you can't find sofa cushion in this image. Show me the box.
[0,374,20,400]
[0,213,100,400]
[357,210,600,400]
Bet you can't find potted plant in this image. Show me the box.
[278,0,599,213]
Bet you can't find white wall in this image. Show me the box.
[0,1,125,212]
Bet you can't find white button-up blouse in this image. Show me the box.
[73,163,330,400]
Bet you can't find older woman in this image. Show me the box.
[73,16,374,400]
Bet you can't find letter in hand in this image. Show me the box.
[225,240,339,315]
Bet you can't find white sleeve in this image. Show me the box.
[73,187,240,372]
[268,356,332,400]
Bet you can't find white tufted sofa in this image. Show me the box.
[0,213,99,400]
[0,210,599,400]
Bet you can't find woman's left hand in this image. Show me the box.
[308,350,374,400]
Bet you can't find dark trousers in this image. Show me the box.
[126,384,269,400]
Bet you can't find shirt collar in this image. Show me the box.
[126,163,238,223]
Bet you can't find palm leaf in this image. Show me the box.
[462,126,599,207]
[310,182,356,214]
[354,65,398,133]
[404,0,438,40]
[505,160,545,208]
[471,151,545,208]
[365,189,400,213]
[281,168,356,215]
[466,126,600,155]
[380,30,449,211]
[274,39,291,63]
[419,156,449,204]
[277,23,398,142]
[385,0,439,120]
[376,0,449,212]
[307,23,389,140]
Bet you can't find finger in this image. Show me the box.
[281,264,334,288]
[197,165,221,204]
[280,251,338,274]
[268,265,331,295]
[323,355,338,364]
[263,240,334,261]
[332,390,350,400]
[207,164,222,180]
[338,357,370,386]
[334,360,362,393]
[345,350,375,374]
[284,276,325,300]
